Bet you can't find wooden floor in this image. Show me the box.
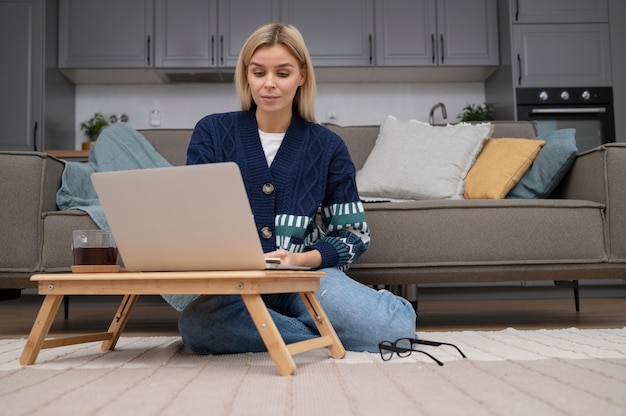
[1,286,625,339]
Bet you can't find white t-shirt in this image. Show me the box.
[259,129,285,167]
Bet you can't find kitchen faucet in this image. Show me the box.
[429,102,447,125]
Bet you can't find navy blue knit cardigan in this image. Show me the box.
[186,110,370,270]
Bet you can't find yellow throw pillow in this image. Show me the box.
[464,138,546,199]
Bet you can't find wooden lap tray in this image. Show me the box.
[19,270,345,376]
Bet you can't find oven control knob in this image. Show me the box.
[560,90,570,101]
[581,90,591,101]
[538,90,549,101]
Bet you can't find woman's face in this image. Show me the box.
[247,44,305,121]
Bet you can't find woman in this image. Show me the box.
[178,23,416,354]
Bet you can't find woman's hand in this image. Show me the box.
[264,248,322,269]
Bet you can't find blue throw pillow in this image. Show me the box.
[506,129,577,199]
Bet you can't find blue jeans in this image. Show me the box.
[178,268,416,354]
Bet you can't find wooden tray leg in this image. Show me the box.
[101,294,139,352]
[20,295,64,365]
[241,293,297,376]
[300,291,346,359]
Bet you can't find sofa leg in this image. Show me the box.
[554,280,580,312]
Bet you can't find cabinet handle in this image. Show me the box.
[431,34,435,64]
[146,35,151,66]
[211,35,215,66]
[220,35,224,66]
[440,34,444,64]
[517,53,522,85]
[33,122,38,152]
[515,0,519,21]
[368,34,372,64]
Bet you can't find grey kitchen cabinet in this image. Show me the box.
[375,0,499,67]
[511,0,609,23]
[54,0,502,83]
[437,0,499,66]
[0,0,74,151]
[374,0,435,66]
[512,24,612,87]
[281,0,375,66]
[154,0,216,68]
[155,0,280,68]
[220,0,281,67]
[510,0,611,87]
[58,0,154,68]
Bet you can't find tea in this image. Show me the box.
[73,247,118,265]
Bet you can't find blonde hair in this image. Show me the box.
[235,23,317,123]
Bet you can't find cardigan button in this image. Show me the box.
[261,227,273,239]
[262,183,275,195]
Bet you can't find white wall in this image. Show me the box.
[73,81,485,148]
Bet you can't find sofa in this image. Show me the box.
[2,121,625,309]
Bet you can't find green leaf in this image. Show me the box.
[458,103,494,122]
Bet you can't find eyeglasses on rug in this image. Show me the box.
[378,338,466,366]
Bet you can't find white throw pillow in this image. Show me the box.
[356,115,492,200]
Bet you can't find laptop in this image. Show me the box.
[91,162,308,272]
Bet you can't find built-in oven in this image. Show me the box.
[516,87,615,152]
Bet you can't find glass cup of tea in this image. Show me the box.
[72,230,118,266]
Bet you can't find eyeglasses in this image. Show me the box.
[378,338,466,366]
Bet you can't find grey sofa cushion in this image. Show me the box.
[488,120,538,139]
[324,124,379,170]
[139,129,191,166]
[356,198,607,268]
[0,152,63,272]
[556,144,626,263]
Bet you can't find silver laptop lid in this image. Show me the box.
[91,163,267,272]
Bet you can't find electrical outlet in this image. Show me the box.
[150,109,161,127]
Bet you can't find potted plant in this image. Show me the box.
[80,112,109,150]
[458,103,494,122]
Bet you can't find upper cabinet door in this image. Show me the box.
[282,0,375,66]
[155,0,217,68]
[512,0,609,23]
[58,0,153,68]
[513,24,612,87]
[219,0,281,67]
[375,0,436,66]
[436,0,499,66]
[375,0,498,67]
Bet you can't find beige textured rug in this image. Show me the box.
[2,328,626,415]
